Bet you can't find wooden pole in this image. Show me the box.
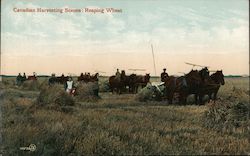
[151,44,157,76]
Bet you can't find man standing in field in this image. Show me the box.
[16,73,22,86]
[65,77,75,96]
[22,72,26,81]
[161,68,169,82]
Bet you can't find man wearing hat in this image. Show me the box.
[115,68,121,81]
[161,68,169,82]
[16,73,22,86]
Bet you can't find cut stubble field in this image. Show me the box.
[0,77,249,155]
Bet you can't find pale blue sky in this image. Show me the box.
[1,0,249,75]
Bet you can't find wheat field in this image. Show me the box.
[0,77,249,155]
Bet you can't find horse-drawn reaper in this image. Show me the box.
[16,72,38,86]
[109,70,150,94]
[163,63,225,105]
[77,73,99,83]
[164,69,202,104]
[48,74,69,85]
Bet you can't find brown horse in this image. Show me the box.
[199,67,210,82]
[126,74,137,93]
[90,73,99,82]
[48,74,68,85]
[58,75,69,84]
[199,70,225,103]
[27,76,37,81]
[78,73,99,83]
[18,75,37,84]
[164,70,202,104]
[132,74,150,93]
[109,72,150,94]
[109,70,127,94]
[78,73,90,82]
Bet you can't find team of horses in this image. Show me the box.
[109,70,150,94]
[164,68,225,105]
[107,68,224,104]
[18,68,225,105]
[77,73,99,83]
[48,73,99,85]
[16,74,38,85]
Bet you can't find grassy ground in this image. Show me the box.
[0,77,249,155]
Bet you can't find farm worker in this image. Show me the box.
[87,73,91,79]
[16,73,22,86]
[65,77,75,95]
[23,72,26,79]
[115,69,121,81]
[200,67,210,82]
[161,68,169,82]
[21,72,27,82]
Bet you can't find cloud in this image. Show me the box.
[1,0,249,75]
[2,1,249,57]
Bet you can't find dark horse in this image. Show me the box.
[164,70,202,104]
[109,71,150,94]
[131,74,150,93]
[126,74,137,93]
[48,74,69,85]
[109,70,127,94]
[27,76,37,81]
[199,67,210,82]
[199,70,225,103]
[78,73,99,83]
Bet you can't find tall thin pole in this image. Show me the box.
[151,44,157,76]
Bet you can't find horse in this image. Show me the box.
[126,74,137,93]
[49,77,59,85]
[109,71,150,94]
[199,67,210,82]
[164,70,202,104]
[198,70,225,103]
[48,74,68,85]
[16,74,26,86]
[89,73,99,82]
[78,73,99,83]
[109,70,127,94]
[27,76,37,81]
[78,73,90,83]
[58,75,69,84]
[132,74,151,93]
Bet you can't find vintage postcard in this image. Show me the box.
[0,0,249,155]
